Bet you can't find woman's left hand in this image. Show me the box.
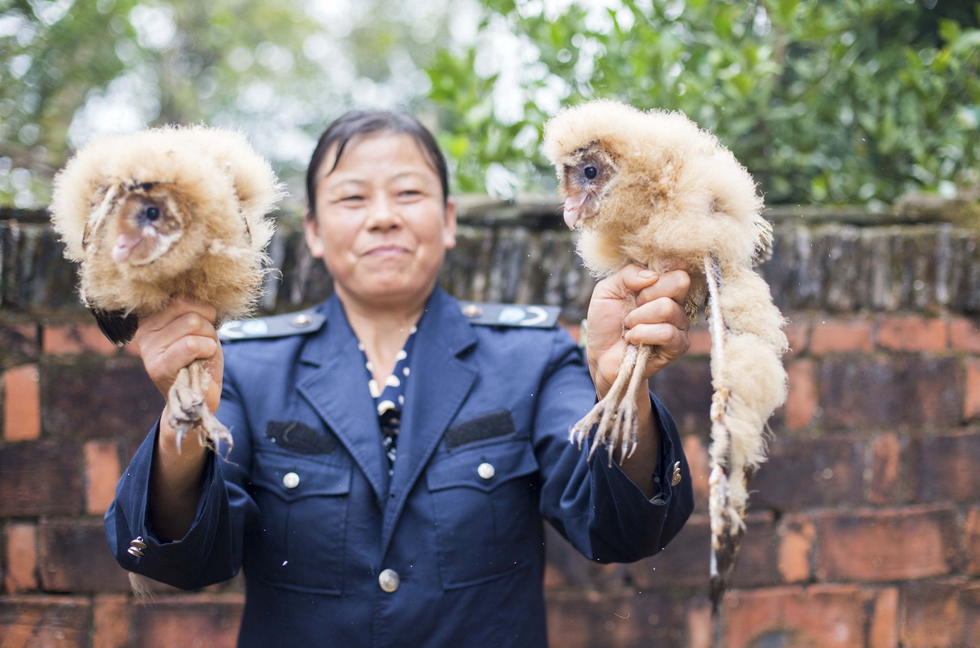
[585,264,692,400]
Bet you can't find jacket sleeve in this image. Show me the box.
[533,328,694,563]
[103,358,257,590]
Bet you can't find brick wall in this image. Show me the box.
[1,201,977,647]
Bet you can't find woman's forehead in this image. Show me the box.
[317,132,439,185]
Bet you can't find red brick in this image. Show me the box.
[634,515,709,588]
[39,518,131,592]
[965,358,980,420]
[730,514,781,588]
[130,594,244,648]
[546,590,682,648]
[809,319,873,354]
[819,356,962,429]
[43,323,118,355]
[965,508,980,575]
[867,432,904,505]
[0,441,83,516]
[649,358,712,436]
[686,598,712,648]
[543,525,627,592]
[869,587,899,648]
[877,315,948,352]
[3,364,41,440]
[0,323,39,363]
[784,358,817,430]
[907,431,980,502]
[41,356,161,442]
[750,436,864,511]
[784,319,809,356]
[777,517,814,584]
[687,324,711,356]
[0,595,91,647]
[93,594,130,648]
[814,506,958,582]
[900,580,980,648]
[682,433,710,510]
[84,440,121,515]
[723,585,897,648]
[4,522,38,593]
[949,316,980,353]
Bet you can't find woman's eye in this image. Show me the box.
[398,190,422,198]
[340,195,364,202]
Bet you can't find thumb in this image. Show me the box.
[595,263,659,300]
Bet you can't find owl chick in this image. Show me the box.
[543,100,788,607]
[51,126,281,453]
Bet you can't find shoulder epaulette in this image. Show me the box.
[458,302,560,329]
[218,309,325,342]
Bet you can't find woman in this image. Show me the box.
[106,111,694,647]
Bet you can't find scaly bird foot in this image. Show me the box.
[612,399,638,463]
[569,399,606,449]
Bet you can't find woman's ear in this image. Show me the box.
[303,211,325,259]
[442,198,458,250]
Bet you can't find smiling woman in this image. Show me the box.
[305,127,457,320]
[104,109,696,648]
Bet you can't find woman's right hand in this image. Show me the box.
[134,298,223,539]
[132,297,224,442]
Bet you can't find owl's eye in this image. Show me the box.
[145,206,160,222]
[583,165,598,180]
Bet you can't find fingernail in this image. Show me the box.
[639,270,657,279]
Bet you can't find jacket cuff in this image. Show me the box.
[592,391,683,506]
[104,421,226,588]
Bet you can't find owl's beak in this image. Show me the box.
[563,192,588,229]
[111,232,142,263]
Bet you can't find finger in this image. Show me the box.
[139,298,218,333]
[624,296,690,331]
[595,264,659,300]
[636,269,691,306]
[144,335,219,386]
[624,323,690,356]
[138,308,218,349]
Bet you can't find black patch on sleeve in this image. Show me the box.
[445,410,517,449]
[266,421,338,455]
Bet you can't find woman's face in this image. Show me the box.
[304,132,457,310]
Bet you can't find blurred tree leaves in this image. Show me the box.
[0,0,452,209]
[425,0,979,206]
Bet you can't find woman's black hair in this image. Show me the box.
[305,110,449,217]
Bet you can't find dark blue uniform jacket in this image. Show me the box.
[105,287,694,647]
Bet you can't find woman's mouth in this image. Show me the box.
[365,245,409,257]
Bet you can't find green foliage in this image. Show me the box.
[0,0,454,209]
[425,0,979,206]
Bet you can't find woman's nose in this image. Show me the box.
[364,195,400,230]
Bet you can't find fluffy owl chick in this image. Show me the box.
[51,126,281,453]
[544,100,788,607]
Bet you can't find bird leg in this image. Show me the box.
[167,358,232,455]
[569,344,637,460]
[612,343,653,462]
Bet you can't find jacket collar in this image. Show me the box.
[296,287,478,523]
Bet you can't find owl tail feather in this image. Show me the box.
[90,307,139,346]
[703,254,788,617]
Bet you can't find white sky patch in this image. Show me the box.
[67,71,158,146]
[0,14,28,39]
[8,54,32,79]
[26,0,74,26]
[129,4,176,51]
[256,42,294,74]
[485,162,520,200]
